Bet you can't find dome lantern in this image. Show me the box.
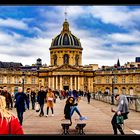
[62,21,70,33]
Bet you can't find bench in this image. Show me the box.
[61,119,71,135]
[75,119,86,135]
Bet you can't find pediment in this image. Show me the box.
[52,64,81,72]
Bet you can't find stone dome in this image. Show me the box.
[50,20,82,50]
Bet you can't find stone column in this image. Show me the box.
[75,76,77,90]
[78,76,81,90]
[52,76,54,90]
[88,77,90,92]
[60,76,63,90]
[48,77,51,88]
[56,76,58,90]
[70,76,73,90]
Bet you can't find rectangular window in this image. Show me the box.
[0,76,3,84]
[136,75,140,83]
[31,77,36,84]
[97,76,101,84]
[24,77,27,84]
[14,76,18,84]
[129,76,133,83]
[106,76,110,84]
[114,76,117,84]
[7,77,11,84]
[122,75,125,83]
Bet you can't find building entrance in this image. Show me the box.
[63,86,69,91]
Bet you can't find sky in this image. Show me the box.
[0,6,140,68]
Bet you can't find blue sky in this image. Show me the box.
[0,6,140,67]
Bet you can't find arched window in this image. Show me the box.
[122,87,126,94]
[63,54,69,64]
[129,87,134,96]
[114,87,118,94]
[53,54,57,66]
[75,55,79,66]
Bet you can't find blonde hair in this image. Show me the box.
[0,95,15,125]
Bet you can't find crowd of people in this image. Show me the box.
[0,85,129,135]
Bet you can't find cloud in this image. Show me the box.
[89,6,140,29]
[0,18,29,30]
[108,30,140,43]
[0,31,51,65]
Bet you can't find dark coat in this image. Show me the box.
[31,92,36,101]
[37,90,46,105]
[2,91,12,104]
[15,92,29,112]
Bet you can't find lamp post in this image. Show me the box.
[93,80,96,99]
[22,72,25,93]
[111,69,115,105]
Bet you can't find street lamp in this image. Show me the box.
[22,72,25,93]
[111,69,115,105]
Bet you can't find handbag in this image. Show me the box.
[48,97,53,101]
[116,115,124,124]
[35,102,40,112]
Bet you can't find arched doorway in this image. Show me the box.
[105,87,110,94]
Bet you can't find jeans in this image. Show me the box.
[70,106,81,117]
[31,100,35,109]
[39,104,44,115]
[17,110,23,126]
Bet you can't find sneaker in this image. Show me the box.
[45,115,48,117]
[79,116,87,120]
[52,114,54,116]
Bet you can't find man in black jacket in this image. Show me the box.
[15,86,29,125]
[37,86,46,117]
[30,88,36,110]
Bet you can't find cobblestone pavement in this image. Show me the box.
[11,97,140,135]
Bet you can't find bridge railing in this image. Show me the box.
[92,93,140,112]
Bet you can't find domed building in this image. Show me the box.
[50,20,82,66]
[38,19,95,92]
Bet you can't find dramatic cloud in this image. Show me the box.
[0,6,140,67]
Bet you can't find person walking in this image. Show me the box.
[46,88,55,117]
[87,90,91,104]
[25,88,30,109]
[111,93,115,105]
[2,86,13,110]
[0,95,24,134]
[14,87,29,126]
[37,86,46,117]
[111,94,129,135]
[30,88,36,110]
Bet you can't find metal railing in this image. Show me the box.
[92,93,140,112]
